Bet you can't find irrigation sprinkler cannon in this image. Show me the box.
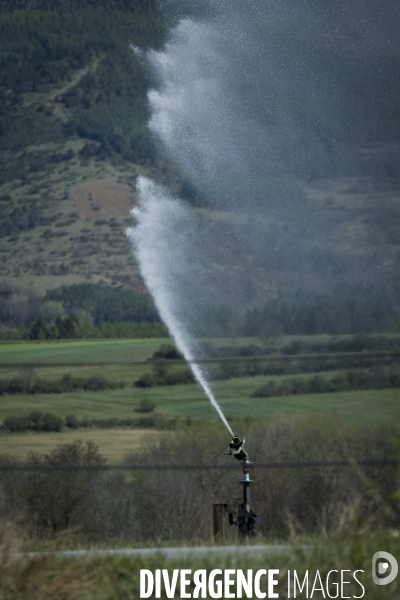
[213,435,262,540]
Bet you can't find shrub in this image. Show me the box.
[134,373,160,388]
[165,369,195,386]
[125,416,399,541]
[65,414,79,429]
[3,415,29,432]
[41,413,63,432]
[135,367,195,388]
[29,411,43,431]
[20,440,106,536]
[135,399,156,413]
[151,344,183,360]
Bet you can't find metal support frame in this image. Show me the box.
[213,437,261,540]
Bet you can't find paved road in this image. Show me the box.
[11,545,300,563]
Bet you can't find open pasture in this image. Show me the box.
[0,337,399,462]
[0,428,158,463]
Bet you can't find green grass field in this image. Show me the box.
[0,338,399,460]
[0,428,159,463]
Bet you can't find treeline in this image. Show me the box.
[2,411,177,433]
[44,282,159,324]
[244,294,399,336]
[0,373,125,396]
[0,282,166,337]
[252,365,400,398]
[4,411,63,433]
[0,315,167,340]
[209,354,396,381]
[3,282,400,339]
[0,420,398,542]
[207,333,400,358]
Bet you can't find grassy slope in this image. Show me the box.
[0,374,398,423]
[0,338,167,364]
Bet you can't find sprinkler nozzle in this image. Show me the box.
[226,434,249,461]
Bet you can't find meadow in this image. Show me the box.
[0,337,399,461]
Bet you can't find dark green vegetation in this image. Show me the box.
[244,294,400,336]
[4,411,63,433]
[134,363,195,387]
[0,282,167,338]
[252,365,400,398]
[0,0,164,163]
[0,373,126,396]
[44,282,159,323]
[2,410,164,433]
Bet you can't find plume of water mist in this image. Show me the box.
[126,0,400,433]
[126,177,234,436]
[138,2,400,297]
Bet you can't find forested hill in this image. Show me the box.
[0,0,170,311]
[0,0,164,162]
[1,0,400,335]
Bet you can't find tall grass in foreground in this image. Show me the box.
[0,415,397,546]
[0,415,397,597]
[128,415,399,542]
[0,524,398,599]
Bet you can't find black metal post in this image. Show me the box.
[241,457,253,514]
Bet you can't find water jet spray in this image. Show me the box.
[126,178,234,437]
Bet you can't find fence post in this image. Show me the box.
[213,503,225,542]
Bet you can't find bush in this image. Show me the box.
[20,440,107,536]
[125,415,399,541]
[135,367,195,388]
[134,399,156,413]
[3,415,29,432]
[151,344,182,360]
[134,373,160,388]
[65,414,79,429]
[41,413,63,432]
[29,410,43,431]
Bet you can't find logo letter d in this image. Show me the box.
[372,552,398,586]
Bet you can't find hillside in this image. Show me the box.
[0,0,172,295]
[0,0,400,332]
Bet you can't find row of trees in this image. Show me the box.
[44,282,159,324]
[244,294,400,336]
[252,365,400,398]
[25,314,166,340]
[0,418,398,541]
[0,282,164,335]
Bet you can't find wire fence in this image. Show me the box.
[0,459,396,472]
